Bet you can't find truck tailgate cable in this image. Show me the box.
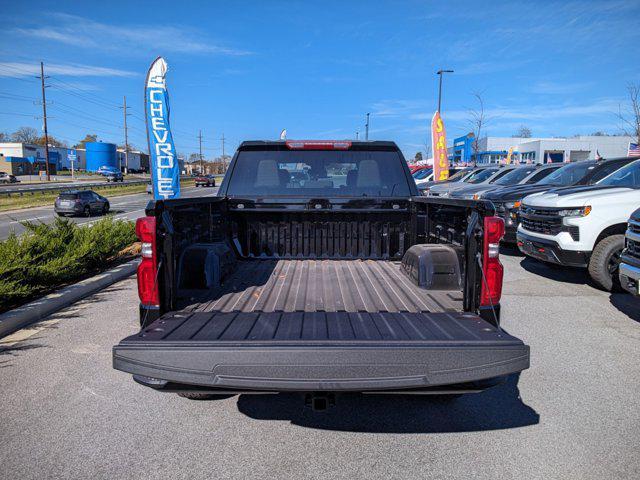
[476,253,501,330]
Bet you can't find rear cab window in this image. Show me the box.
[226,148,412,197]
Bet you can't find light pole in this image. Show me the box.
[436,69,454,112]
[365,113,370,141]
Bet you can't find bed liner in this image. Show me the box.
[113,260,528,392]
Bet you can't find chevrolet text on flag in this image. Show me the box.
[145,57,180,200]
[431,111,449,181]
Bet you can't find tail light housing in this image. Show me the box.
[480,216,505,307]
[135,216,159,306]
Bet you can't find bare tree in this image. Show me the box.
[423,137,432,160]
[616,83,640,144]
[467,92,492,163]
[514,125,532,138]
[0,132,9,142]
[11,126,40,143]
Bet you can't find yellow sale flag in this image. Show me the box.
[431,111,449,181]
[506,146,514,164]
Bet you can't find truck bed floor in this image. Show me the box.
[187,259,463,314]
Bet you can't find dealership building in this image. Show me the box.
[0,142,149,175]
[450,135,637,165]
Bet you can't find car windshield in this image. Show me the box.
[597,160,640,188]
[537,162,595,186]
[413,169,431,180]
[465,168,496,184]
[226,149,412,197]
[447,169,469,181]
[493,167,536,185]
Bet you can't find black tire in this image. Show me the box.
[102,203,109,214]
[84,206,91,217]
[177,392,234,401]
[588,234,625,292]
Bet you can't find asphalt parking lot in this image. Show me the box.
[1,249,639,480]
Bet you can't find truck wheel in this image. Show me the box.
[588,234,625,292]
[177,392,234,400]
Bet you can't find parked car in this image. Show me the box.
[54,190,110,217]
[429,166,515,197]
[113,140,529,407]
[413,167,472,190]
[619,207,640,297]
[518,159,640,291]
[0,172,19,184]
[450,164,561,200]
[484,157,638,243]
[417,167,476,195]
[412,167,433,185]
[195,174,216,187]
[97,166,120,176]
[409,164,429,174]
[106,172,124,182]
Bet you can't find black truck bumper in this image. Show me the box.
[113,311,529,393]
[516,231,589,267]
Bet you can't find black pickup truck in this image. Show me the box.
[113,140,529,408]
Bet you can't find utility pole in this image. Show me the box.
[121,95,131,174]
[365,113,370,141]
[198,130,203,174]
[356,131,359,140]
[39,61,51,181]
[436,69,454,112]
[221,133,226,173]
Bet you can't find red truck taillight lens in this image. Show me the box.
[480,216,505,307]
[135,216,159,307]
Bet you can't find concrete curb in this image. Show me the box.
[0,259,140,339]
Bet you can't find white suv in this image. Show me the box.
[517,159,640,291]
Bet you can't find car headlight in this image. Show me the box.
[504,201,521,210]
[558,206,591,217]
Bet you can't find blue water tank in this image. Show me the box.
[85,142,117,172]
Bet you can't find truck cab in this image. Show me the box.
[518,159,640,291]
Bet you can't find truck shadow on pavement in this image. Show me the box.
[518,257,592,286]
[236,373,539,433]
[609,293,640,323]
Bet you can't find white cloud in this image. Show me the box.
[12,13,252,57]
[0,61,136,78]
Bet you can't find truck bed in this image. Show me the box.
[187,259,463,315]
[114,259,529,392]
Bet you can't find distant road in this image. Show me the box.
[0,178,148,194]
[0,186,218,240]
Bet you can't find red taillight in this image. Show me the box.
[135,216,159,306]
[285,140,352,150]
[480,216,504,307]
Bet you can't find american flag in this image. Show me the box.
[629,142,640,157]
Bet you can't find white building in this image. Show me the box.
[469,135,636,164]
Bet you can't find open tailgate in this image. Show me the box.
[113,311,529,392]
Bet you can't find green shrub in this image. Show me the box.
[0,217,136,312]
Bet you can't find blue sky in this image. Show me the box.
[1,0,639,159]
